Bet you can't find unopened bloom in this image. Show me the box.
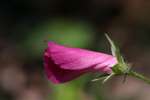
[44,42,117,84]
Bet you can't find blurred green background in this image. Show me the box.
[1,0,150,100]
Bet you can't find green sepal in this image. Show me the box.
[102,73,115,83]
[91,73,109,82]
[102,34,150,85]
[105,34,125,64]
[105,34,128,73]
[112,64,123,74]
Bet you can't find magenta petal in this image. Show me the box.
[47,42,117,70]
[44,50,90,83]
[44,42,117,84]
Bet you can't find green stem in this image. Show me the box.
[129,71,150,84]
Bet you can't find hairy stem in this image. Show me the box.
[128,71,150,84]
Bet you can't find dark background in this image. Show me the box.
[0,0,150,100]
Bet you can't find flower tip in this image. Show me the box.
[47,41,58,47]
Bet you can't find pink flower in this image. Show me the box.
[44,42,117,84]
